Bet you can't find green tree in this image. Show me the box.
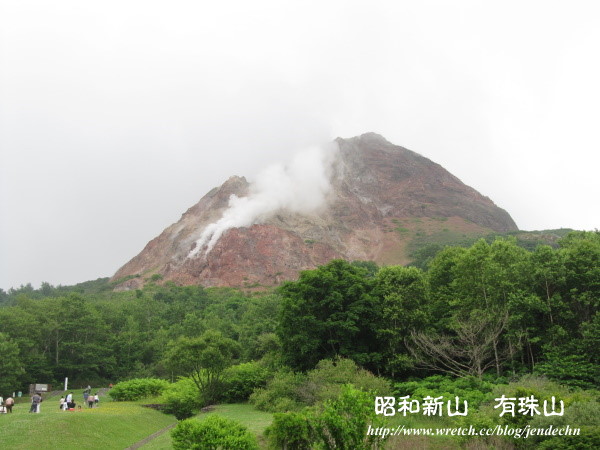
[277,260,379,371]
[373,266,428,377]
[0,332,24,395]
[161,377,203,420]
[164,330,240,405]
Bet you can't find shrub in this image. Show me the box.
[250,370,307,412]
[251,358,391,413]
[265,412,315,450]
[265,386,388,450]
[536,430,600,450]
[313,385,388,450]
[171,415,259,450]
[394,374,496,411]
[457,375,600,447]
[109,378,170,401]
[222,362,271,402]
[161,377,203,420]
[307,358,391,404]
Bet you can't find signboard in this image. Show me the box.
[29,384,52,394]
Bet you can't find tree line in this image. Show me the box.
[0,231,598,396]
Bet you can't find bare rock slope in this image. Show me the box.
[112,133,517,289]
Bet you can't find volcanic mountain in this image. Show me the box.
[112,133,517,289]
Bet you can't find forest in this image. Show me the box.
[0,230,598,448]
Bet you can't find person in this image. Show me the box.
[59,396,65,410]
[30,392,42,413]
[0,395,4,405]
[94,393,99,406]
[87,394,95,408]
[66,391,73,404]
[83,391,89,404]
[5,396,14,413]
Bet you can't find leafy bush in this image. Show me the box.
[161,377,202,420]
[313,385,387,450]
[170,415,259,450]
[394,374,497,411]
[457,375,600,447]
[265,386,388,450]
[306,358,392,405]
[536,430,600,450]
[109,378,170,401]
[251,358,391,413]
[265,412,315,450]
[222,361,271,402]
[250,369,307,412]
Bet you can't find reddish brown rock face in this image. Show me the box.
[112,133,517,289]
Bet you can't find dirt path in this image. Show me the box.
[124,423,177,449]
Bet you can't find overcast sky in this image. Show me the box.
[1,1,599,290]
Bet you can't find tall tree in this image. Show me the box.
[0,332,25,396]
[164,330,240,404]
[373,266,428,377]
[277,260,379,371]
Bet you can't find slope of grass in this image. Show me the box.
[0,395,176,449]
[140,403,273,449]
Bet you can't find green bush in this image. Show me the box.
[170,415,259,450]
[251,358,391,413]
[250,370,307,412]
[536,430,600,450]
[313,385,387,449]
[394,374,496,411]
[457,375,600,447]
[265,386,387,450]
[161,377,202,420]
[222,362,271,402]
[108,377,170,401]
[265,411,315,450]
[306,358,391,404]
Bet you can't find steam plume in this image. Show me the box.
[188,143,337,257]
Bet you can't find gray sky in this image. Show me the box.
[1,0,599,290]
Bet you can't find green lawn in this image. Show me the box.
[140,403,274,449]
[0,393,176,449]
[0,392,273,450]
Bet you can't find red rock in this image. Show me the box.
[112,133,517,289]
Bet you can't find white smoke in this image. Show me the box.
[188,143,337,258]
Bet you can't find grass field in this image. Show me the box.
[141,404,274,449]
[0,391,176,449]
[1,393,474,449]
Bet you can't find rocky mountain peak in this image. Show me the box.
[112,134,517,289]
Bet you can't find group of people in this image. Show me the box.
[0,388,102,413]
[83,389,100,408]
[59,388,100,411]
[0,395,16,413]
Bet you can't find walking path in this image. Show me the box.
[124,423,177,449]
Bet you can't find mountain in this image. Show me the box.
[112,133,517,289]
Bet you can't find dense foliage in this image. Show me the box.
[171,415,259,450]
[250,358,391,413]
[109,378,170,401]
[160,377,204,420]
[265,385,388,449]
[0,230,597,447]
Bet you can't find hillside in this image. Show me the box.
[112,133,518,289]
